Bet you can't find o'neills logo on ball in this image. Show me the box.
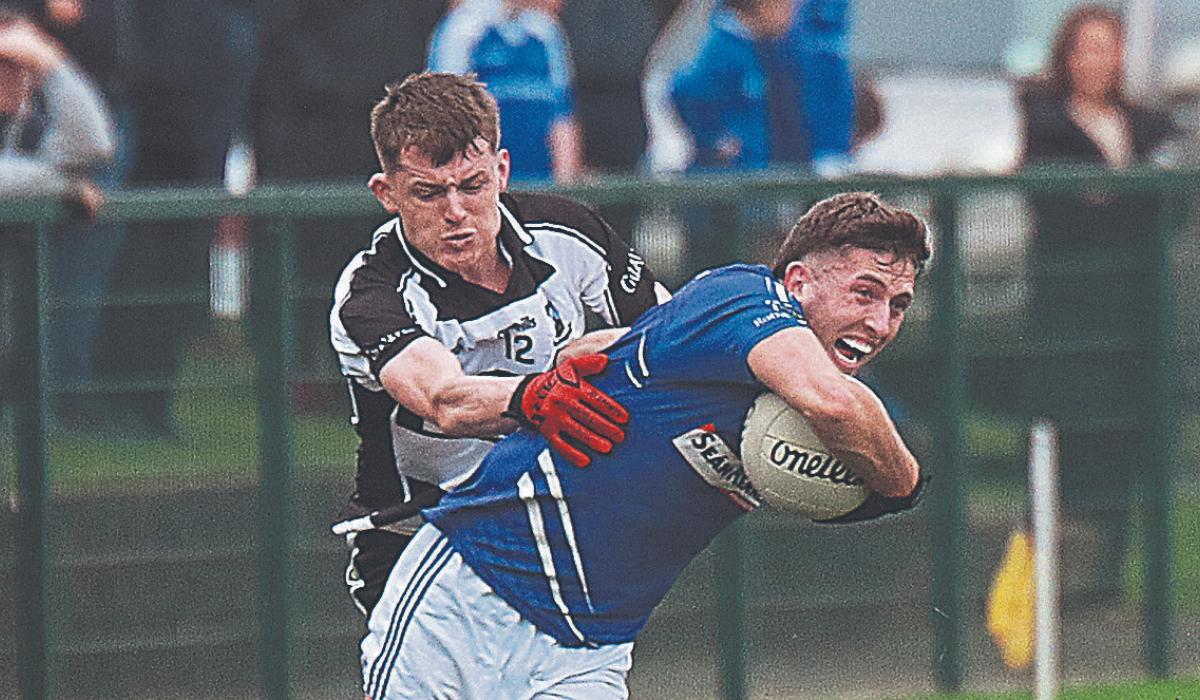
[766,438,864,486]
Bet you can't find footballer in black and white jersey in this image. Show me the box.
[330,191,661,535]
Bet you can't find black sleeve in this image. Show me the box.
[582,204,661,326]
[334,227,431,379]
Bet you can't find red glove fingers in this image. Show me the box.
[572,381,629,426]
[505,353,630,467]
[546,432,592,469]
[560,398,625,445]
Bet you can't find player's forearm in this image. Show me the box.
[378,339,522,438]
[749,329,920,497]
[424,375,523,437]
[804,382,920,498]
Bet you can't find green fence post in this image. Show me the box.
[714,524,746,700]
[1145,191,1180,677]
[251,217,296,700]
[12,224,50,700]
[928,191,967,691]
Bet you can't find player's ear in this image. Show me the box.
[782,260,813,297]
[496,149,511,192]
[369,172,399,213]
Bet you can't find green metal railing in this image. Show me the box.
[3,167,1197,699]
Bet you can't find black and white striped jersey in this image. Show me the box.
[330,191,659,521]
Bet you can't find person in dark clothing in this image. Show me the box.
[1017,3,1175,599]
[93,0,259,436]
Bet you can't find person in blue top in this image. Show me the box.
[427,0,583,183]
[361,191,930,699]
[670,0,855,176]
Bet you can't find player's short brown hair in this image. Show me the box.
[370,72,501,172]
[771,192,931,278]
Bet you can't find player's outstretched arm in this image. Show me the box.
[379,338,626,468]
[380,337,522,437]
[747,327,920,498]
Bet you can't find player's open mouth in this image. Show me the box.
[834,337,873,366]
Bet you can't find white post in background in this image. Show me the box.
[212,135,256,321]
[1029,419,1061,700]
[1124,0,1160,101]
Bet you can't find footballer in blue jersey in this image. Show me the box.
[362,192,932,700]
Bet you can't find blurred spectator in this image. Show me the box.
[0,5,117,429]
[92,0,259,436]
[1017,3,1175,599]
[1021,6,1172,175]
[0,5,112,207]
[669,0,854,176]
[560,0,657,175]
[428,0,583,183]
[664,0,854,275]
[38,0,139,430]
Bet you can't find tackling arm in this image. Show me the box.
[747,327,920,497]
[379,338,627,468]
[379,337,521,438]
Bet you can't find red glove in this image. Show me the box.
[505,354,629,467]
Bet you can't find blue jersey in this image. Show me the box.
[424,264,809,646]
[428,2,575,180]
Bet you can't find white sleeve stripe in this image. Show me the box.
[518,471,590,645]
[636,334,650,378]
[773,280,790,303]
[538,450,594,612]
[602,287,620,325]
[624,362,644,389]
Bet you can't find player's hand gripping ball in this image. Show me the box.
[740,392,870,520]
[507,353,628,468]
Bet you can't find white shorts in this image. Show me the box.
[361,524,634,700]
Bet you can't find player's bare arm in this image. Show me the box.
[379,336,522,438]
[747,327,920,497]
[380,336,627,468]
[555,328,628,363]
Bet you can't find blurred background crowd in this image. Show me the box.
[3,0,1198,196]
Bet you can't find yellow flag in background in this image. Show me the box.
[986,530,1036,670]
